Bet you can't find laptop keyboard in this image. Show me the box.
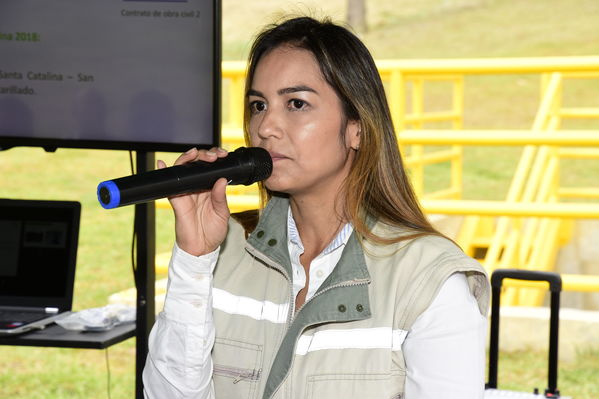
[0,310,47,324]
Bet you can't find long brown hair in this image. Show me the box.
[244,16,439,243]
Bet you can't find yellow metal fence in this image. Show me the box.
[154,56,599,307]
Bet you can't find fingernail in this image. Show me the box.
[185,147,196,154]
[217,147,227,153]
[207,150,216,156]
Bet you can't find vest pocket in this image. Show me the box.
[212,337,262,399]
[305,373,396,399]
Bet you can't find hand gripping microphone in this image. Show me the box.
[97,147,272,209]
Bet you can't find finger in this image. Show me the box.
[188,146,228,163]
[192,148,219,162]
[211,177,230,215]
[174,147,220,166]
[202,147,227,160]
[215,147,228,158]
[174,147,198,166]
[156,159,167,169]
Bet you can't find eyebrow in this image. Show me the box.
[246,85,318,98]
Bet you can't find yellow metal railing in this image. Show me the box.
[379,71,464,199]
[386,58,599,306]
[152,56,599,306]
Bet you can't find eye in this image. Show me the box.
[288,99,307,111]
[249,100,266,114]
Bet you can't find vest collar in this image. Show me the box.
[246,196,371,288]
[246,196,293,278]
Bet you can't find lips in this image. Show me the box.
[267,150,288,162]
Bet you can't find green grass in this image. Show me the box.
[2,0,599,397]
[494,347,599,397]
[0,345,135,399]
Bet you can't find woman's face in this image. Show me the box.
[248,45,360,199]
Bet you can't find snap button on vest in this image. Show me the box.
[356,304,364,312]
[256,230,265,238]
[268,239,277,246]
[338,304,347,313]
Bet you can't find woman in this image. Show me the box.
[143,16,489,399]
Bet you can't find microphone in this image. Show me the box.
[97,147,272,209]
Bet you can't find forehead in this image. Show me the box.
[251,46,327,89]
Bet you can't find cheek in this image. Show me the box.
[300,119,344,151]
[248,121,260,145]
[293,110,339,138]
[249,132,258,147]
[292,120,320,143]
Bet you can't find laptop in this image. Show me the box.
[0,198,80,335]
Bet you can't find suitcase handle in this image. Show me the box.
[491,269,562,292]
[486,269,562,397]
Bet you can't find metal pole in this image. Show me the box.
[134,151,156,399]
[546,290,561,396]
[486,284,501,389]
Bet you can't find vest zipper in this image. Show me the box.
[294,277,371,316]
[213,365,262,383]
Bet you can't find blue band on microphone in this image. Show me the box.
[97,180,120,209]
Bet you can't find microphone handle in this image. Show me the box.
[100,157,250,208]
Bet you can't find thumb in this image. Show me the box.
[211,177,230,215]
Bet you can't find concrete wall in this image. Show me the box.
[496,306,599,362]
[555,220,599,310]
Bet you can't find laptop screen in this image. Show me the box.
[0,199,80,310]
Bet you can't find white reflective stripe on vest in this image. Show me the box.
[213,288,289,324]
[295,327,408,355]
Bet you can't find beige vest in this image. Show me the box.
[211,197,490,399]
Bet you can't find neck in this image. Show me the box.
[289,190,347,255]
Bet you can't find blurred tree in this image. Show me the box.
[347,0,367,33]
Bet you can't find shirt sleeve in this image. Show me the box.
[143,243,219,399]
[403,272,488,399]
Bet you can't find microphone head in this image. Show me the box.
[97,180,120,209]
[235,147,273,185]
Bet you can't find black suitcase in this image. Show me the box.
[484,269,570,399]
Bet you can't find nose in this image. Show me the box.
[254,107,284,141]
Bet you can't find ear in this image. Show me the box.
[345,119,361,151]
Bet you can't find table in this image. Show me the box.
[0,322,136,349]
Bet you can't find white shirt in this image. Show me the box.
[143,216,487,399]
[287,207,354,306]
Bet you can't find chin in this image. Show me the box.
[264,174,307,197]
[264,182,288,194]
[264,181,294,197]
